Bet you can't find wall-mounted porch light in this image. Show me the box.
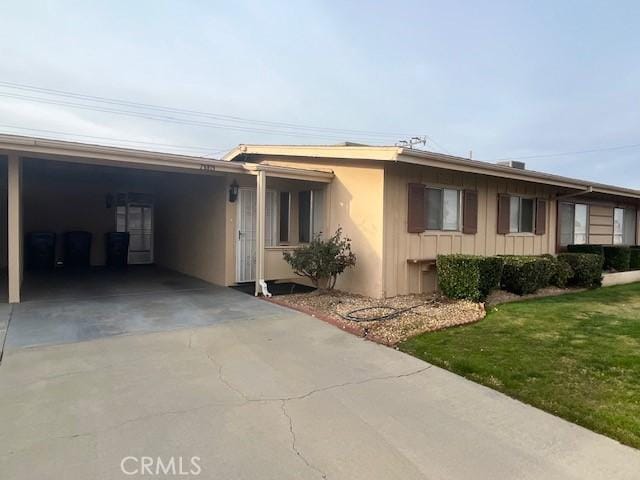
[229,180,239,203]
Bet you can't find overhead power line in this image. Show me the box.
[494,143,640,161]
[0,80,415,140]
[0,91,409,143]
[0,124,231,156]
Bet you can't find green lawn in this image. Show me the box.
[400,283,640,449]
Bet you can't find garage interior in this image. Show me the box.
[18,156,228,302]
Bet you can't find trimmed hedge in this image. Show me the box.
[557,253,603,287]
[500,256,554,295]
[603,246,631,272]
[541,254,573,288]
[631,248,640,270]
[437,255,504,301]
[479,256,506,298]
[567,244,604,256]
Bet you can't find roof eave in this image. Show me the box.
[0,134,334,182]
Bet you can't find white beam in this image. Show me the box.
[255,169,266,296]
[8,153,22,303]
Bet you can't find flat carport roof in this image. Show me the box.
[0,134,333,303]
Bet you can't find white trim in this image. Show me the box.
[225,143,640,199]
[255,170,267,296]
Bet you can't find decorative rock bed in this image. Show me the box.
[268,291,485,346]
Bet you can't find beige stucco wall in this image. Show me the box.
[245,156,385,298]
[154,173,227,285]
[383,162,558,297]
[0,157,7,269]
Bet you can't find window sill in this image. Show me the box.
[505,232,536,237]
[421,230,465,236]
[265,245,300,250]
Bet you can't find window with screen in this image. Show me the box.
[279,192,290,243]
[559,203,588,246]
[509,196,536,233]
[424,187,461,231]
[614,207,637,245]
[298,189,325,243]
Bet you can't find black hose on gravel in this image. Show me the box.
[339,300,440,323]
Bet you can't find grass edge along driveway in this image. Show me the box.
[400,283,640,449]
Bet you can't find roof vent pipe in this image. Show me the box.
[497,160,526,170]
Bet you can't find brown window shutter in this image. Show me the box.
[535,198,547,235]
[497,194,511,234]
[407,183,425,233]
[462,190,478,234]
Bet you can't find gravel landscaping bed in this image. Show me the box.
[271,291,485,346]
[485,286,586,307]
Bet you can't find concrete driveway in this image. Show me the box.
[1,283,639,479]
[3,267,282,350]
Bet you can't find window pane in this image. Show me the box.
[265,191,277,247]
[425,188,442,230]
[442,189,460,230]
[624,208,636,244]
[298,191,311,243]
[520,198,535,233]
[614,208,624,237]
[312,189,325,237]
[574,204,588,244]
[116,206,127,232]
[279,192,290,243]
[509,196,520,233]
[559,203,574,246]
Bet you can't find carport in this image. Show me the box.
[1,134,333,305]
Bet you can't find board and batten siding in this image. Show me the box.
[382,162,558,297]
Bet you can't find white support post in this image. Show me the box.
[255,169,266,296]
[8,153,22,303]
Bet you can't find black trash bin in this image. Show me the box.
[105,232,129,267]
[25,232,56,270]
[64,231,92,268]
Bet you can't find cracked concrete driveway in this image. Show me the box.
[1,293,640,479]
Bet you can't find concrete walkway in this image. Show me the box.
[1,292,639,479]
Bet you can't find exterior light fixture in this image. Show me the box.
[229,180,239,202]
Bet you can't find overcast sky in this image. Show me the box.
[0,1,638,187]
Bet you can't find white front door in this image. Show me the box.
[236,188,257,282]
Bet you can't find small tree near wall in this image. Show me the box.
[283,228,356,290]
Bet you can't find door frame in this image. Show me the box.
[235,187,279,283]
[236,187,256,282]
[127,202,154,265]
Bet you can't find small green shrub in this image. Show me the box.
[437,255,504,301]
[567,244,605,256]
[630,248,640,270]
[603,246,631,272]
[541,254,573,288]
[557,253,603,287]
[500,256,553,295]
[283,228,356,289]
